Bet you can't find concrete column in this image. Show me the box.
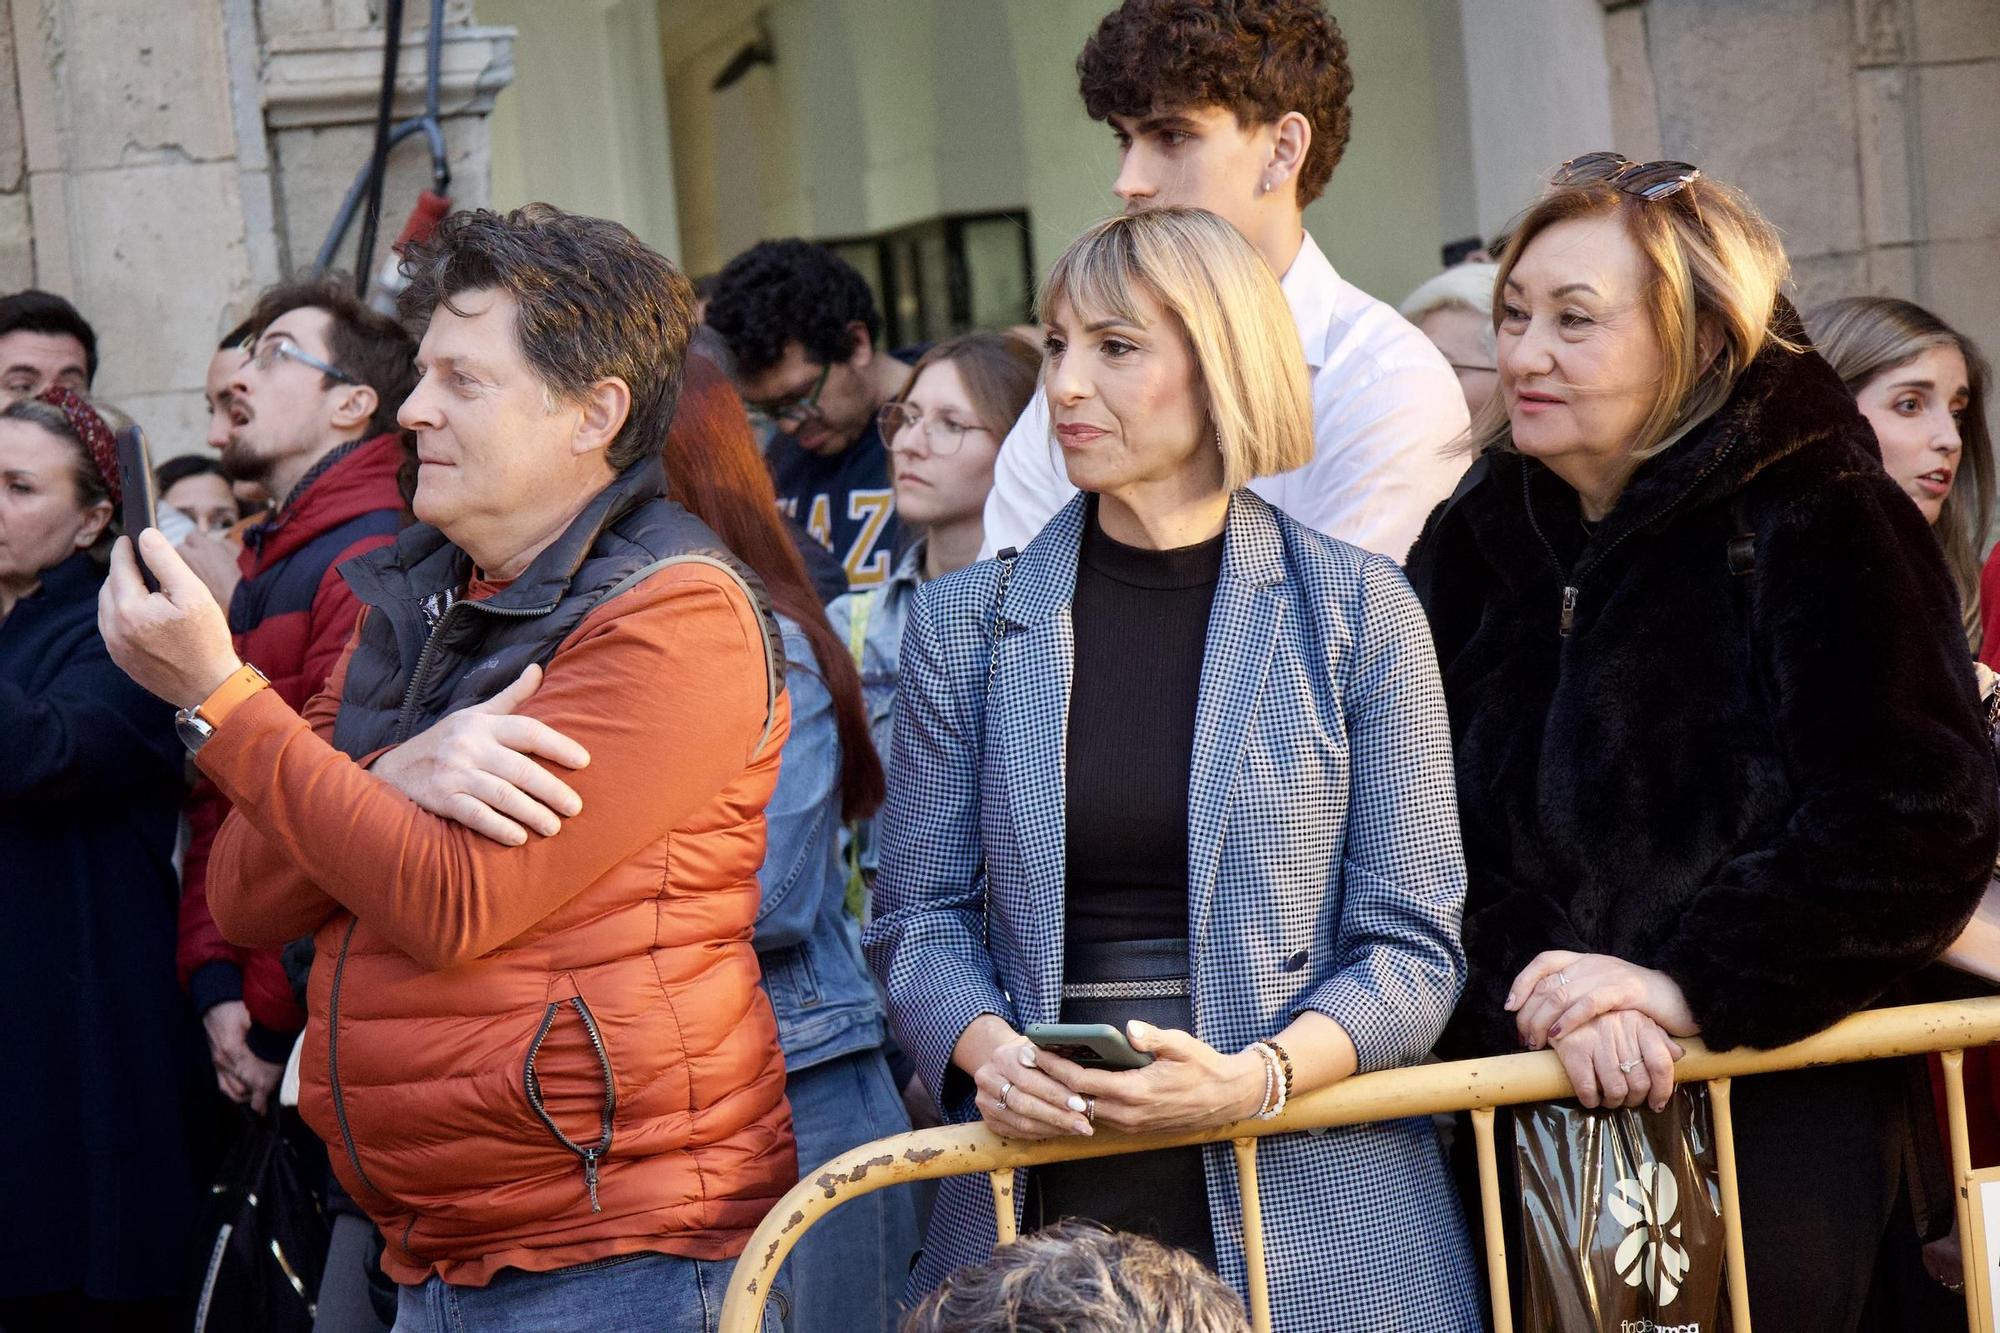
[11,0,263,449]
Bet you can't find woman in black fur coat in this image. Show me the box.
[1407,156,2000,1328]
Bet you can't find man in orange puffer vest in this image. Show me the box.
[100,206,796,1333]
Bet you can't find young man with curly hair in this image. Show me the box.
[982,0,1469,563]
[705,239,909,591]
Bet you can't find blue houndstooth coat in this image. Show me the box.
[863,492,1482,1331]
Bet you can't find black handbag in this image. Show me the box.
[190,1109,330,1333]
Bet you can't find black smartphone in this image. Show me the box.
[1024,1022,1154,1071]
[115,424,159,591]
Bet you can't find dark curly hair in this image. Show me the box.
[1077,0,1353,206]
[703,239,881,379]
[398,204,698,472]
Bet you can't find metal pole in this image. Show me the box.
[1232,1137,1272,1333]
[1709,1078,1753,1331]
[1471,1107,1512,1333]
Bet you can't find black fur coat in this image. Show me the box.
[1410,324,2000,1059]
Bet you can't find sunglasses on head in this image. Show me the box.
[1555,151,1702,202]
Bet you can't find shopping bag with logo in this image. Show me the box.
[1516,1085,1730,1332]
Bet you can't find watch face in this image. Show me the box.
[176,711,214,754]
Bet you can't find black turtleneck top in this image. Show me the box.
[1063,501,1225,950]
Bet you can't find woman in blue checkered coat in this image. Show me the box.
[862,208,1482,1332]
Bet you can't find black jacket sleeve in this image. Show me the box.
[1654,468,1999,1050]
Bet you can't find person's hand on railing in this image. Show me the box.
[1549,1010,1685,1111]
[1028,1021,1268,1134]
[1507,950,1698,1049]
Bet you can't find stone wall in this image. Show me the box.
[0,0,512,457]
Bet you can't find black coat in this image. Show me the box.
[0,553,198,1302]
[1410,324,2000,1060]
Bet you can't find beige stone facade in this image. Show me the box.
[0,0,512,456]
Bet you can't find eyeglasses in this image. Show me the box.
[243,334,359,386]
[878,401,993,455]
[1447,362,1497,376]
[747,363,831,431]
[1555,151,1702,202]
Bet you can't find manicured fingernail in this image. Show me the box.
[1066,1095,1086,1112]
[1548,1024,1563,1040]
[1018,1047,1037,1067]
[1074,1121,1093,1135]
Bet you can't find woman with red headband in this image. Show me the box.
[0,388,198,1331]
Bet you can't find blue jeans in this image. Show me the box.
[391,1251,787,1333]
[783,1046,922,1332]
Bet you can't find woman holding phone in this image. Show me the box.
[864,208,1480,1332]
[0,389,196,1331]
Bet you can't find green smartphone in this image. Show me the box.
[1024,1022,1154,1071]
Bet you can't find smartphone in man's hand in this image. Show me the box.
[114,426,159,591]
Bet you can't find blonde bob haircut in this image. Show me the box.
[1037,207,1314,493]
[1471,164,1795,463]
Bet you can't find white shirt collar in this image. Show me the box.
[1276,230,1341,369]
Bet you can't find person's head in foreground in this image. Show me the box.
[901,1221,1251,1333]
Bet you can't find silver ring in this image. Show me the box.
[1619,1058,1642,1074]
[1000,1079,1012,1100]
[1084,1097,1096,1123]
[1555,970,1570,989]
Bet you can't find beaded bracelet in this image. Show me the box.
[1266,1039,1296,1108]
[1250,1041,1285,1120]
[1250,1041,1275,1120]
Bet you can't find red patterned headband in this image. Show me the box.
[36,385,121,510]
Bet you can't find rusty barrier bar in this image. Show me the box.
[719,996,2000,1332]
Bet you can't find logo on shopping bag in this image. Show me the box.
[1608,1163,1692,1304]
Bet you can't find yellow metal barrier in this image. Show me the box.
[720,996,2000,1332]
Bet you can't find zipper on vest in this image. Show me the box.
[523,995,617,1214]
[1559,586,1579,636]
[326,918,387,1201]
[392,598,552,743]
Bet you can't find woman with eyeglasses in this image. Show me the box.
[1406,155,1999,1328]
[827,332,1039,907]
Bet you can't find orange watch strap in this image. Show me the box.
[197,662,270,731]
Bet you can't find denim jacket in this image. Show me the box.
[754,615,888,1072]
[825,540,925,884]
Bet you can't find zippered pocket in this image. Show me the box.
[523,994,617,1213]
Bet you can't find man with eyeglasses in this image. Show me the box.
[177,276,417,1141]
[705,239,910,591]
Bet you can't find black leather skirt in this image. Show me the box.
[1025,936,1216,1266]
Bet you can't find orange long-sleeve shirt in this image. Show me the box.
[200,564,783,968]
[195,560,796,1284]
